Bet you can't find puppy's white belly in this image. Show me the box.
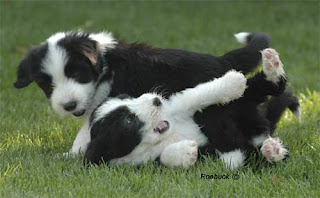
[170,117,208,147]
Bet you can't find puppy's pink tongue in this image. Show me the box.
[154,121,170,133]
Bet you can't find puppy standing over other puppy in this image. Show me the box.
[84,49,299,169]
[14,31,299,154]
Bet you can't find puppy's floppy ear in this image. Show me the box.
[14,57,33,88]
[61,33,100,66]
[14,44,48,89]
[79,40,99,66]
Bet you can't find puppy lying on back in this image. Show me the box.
[85,70,247,168]
[84,49,298,169]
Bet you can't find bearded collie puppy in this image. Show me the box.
[84,49,300,169]
[14,30,299,154]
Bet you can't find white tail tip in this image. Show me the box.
[234,32,250,44]
[293,106,302,123]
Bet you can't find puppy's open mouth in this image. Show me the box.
[73,110,86,117]
[154,121,170,133]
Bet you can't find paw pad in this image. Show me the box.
[261,48,285,83]
[261,137,288,162]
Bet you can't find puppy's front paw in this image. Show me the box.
[221,70,247,102]
[261,137,289,162]
[161,140,198,169]
[261,48,285,83]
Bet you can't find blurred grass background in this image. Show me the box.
[0,1,319,197]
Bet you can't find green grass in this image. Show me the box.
[0,1,319,197]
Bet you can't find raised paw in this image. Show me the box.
[160,140,198,169]
[260,137,289,162]
[261,48,285,83]
[220,70,247,103]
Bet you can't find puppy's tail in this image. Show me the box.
[265,90,301,133]
[220,32,270,74]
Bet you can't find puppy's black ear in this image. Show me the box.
[14,44,48,89]
[80,40,99,66]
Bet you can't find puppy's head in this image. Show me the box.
[84,93,170,165]
[14,31,117,117]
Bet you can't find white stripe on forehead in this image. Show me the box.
[41,32,68,82]
[93,99,132,124]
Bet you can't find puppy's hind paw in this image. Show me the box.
[261,48,285,83]
[161,140,198,169]
[261,137,289,162]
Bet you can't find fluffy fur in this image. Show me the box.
[84,49,298,169]
[14,30,299,154]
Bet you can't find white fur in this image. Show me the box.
[46,32,66,44]
[160,140,198,169]
[65,81,113,155]
[293,105,302,122]
[69,119,91,154]
[168,70,247,116]
[251,133,269,147]
[42,31,116,118]
[96,71,247,168]
[89,31,117,52]
[234,32,250,44]
[261,48,285,83]
[41,31,116,155]
[217,149,246,170]
[42,36,95,117]
[260,137,288,162]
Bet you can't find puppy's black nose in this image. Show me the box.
[63,101,77,111]
[153,97,162,107]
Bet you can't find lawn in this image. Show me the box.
[0,1,319,197]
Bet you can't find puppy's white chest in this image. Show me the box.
[167,114,208,147]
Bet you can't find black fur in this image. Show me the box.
[14,32,103,99]
[58,32,100,83]
[14,31,298,166]
[85,106,144,165]
[85,69,297,165]
[14,44,49,87]
[195,72,288,155]
[105,33,270,97]
[265,90,300,131]
[14,31,270,99]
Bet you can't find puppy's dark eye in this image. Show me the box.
[126,114,135,124]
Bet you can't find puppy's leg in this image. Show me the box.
[64,118,91,157]
[242,48,287,103]
[260,136,289,162]
[160,140,198,169]
[251,133,269,147]
[169,70,247,116]
[217,149,246,170]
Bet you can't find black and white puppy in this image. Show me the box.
[14,30,280,154]
[14,32,116,117]
[84,49,299,169]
